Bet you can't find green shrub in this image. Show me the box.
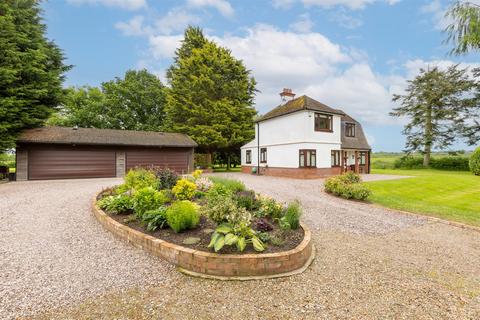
[340,172,361,184]
[324,176,371,201]
[201,196,251,225]
[209,177,245,193]
[142,207,168,231]
[393,156,424,169]
[281,200,302,230]
[97,194,134,215]
[133,187,169,217]
[430,156,470,171]
[256,195,284,219]
[124,168,158,191]
[166,200,200,233]
[172,179,197,200]
[470,147,480,175]
[153,167,179,190]
[234,190,259,211]
[205,183,233,202]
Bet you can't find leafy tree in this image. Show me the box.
[165,27,257,166]
[50,69,167,131]
[391,65,476,167]
[0,0,69,152]
[48,86,106,128]
[445,1,480,55]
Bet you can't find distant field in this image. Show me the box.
[370,152,472,170]
[366,169,480,227]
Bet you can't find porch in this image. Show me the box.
[341,150,370,174]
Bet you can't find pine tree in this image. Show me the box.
[0,0,69,151]
[165,27,257,165]
[391,65,476,166]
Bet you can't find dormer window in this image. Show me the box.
[314,113,333,132]
[345,123,355,137]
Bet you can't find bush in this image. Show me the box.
[234,190,258,211]
[324,176,371,201]
[430,156,470,171]
[205,183,233,202]
[166,200,200,233]
[209,177,245,193]
[281,200,302,230]
[393,156,424,169]
[470,147,480,175]
[195,177,213,192]
[133,187,169,217]
[192,169,203,179]
[97,194,134,215]
[201,196,251,225]
[256,195,283,219]
[123,168,158,191]
[172,179,197,200]
[153,167,179,190]
[142,207,168,231]
[340,171,361,184]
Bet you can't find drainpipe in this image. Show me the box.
[257,122,260,175]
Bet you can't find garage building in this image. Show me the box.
[16,127,197,181]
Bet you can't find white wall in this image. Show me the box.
[241,142,342,168]
[241,110,342,168]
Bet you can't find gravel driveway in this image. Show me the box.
[1,174,479,319]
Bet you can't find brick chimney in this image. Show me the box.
[280,88,295,103]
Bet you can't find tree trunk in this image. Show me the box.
[206,152,212,168]
[423,104,433,167]
[227,154,231,171]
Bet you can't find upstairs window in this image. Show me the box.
[260,148,267,163]
[331,150,341,167]
[345,123,356,137]
[314,113,333,132]
[246,150,252,164]
[299,149,316,168]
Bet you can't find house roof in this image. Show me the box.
[341,114,371,150]
[18,127,197,148]
[255,95,344,122]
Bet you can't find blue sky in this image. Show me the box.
[41,0,479,152]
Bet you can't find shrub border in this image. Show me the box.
[92,193,314,280]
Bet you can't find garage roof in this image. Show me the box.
[18,127,197,148]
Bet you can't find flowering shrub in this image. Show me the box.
[195,177,213,192]
[192,169,203,180]
[172,179,197,200]
[256,195,284,219]
[324,174,371,201]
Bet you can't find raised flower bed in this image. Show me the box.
[93,168,314,279]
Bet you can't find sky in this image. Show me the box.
[41,0,480,152]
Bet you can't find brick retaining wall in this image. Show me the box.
[92,195,314,280]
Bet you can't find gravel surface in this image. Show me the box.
[1,174,479,319]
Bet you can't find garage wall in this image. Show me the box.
[16,144,195,181]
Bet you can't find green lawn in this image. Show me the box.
[212,166,241,173]
[366,169,480,226]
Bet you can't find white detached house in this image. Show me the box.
[241,90,371,179]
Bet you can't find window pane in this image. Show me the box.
[311,153,316,167]
[306,151,310,166]
[299,151,304,167]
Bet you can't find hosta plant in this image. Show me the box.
[142,207,168,232]
[208,222,265,253]
[97,194,134,215]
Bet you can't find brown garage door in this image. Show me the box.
[126,148,189,173]
[28,147,116,180]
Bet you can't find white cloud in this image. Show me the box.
[154,8,201,35]
[67,0,146,10]
[330,10,363,29]
[273,0,400,10]
[115,15,148,36]
[421,0,480,31]
[186,0,234,17]
[289,14,314,33]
